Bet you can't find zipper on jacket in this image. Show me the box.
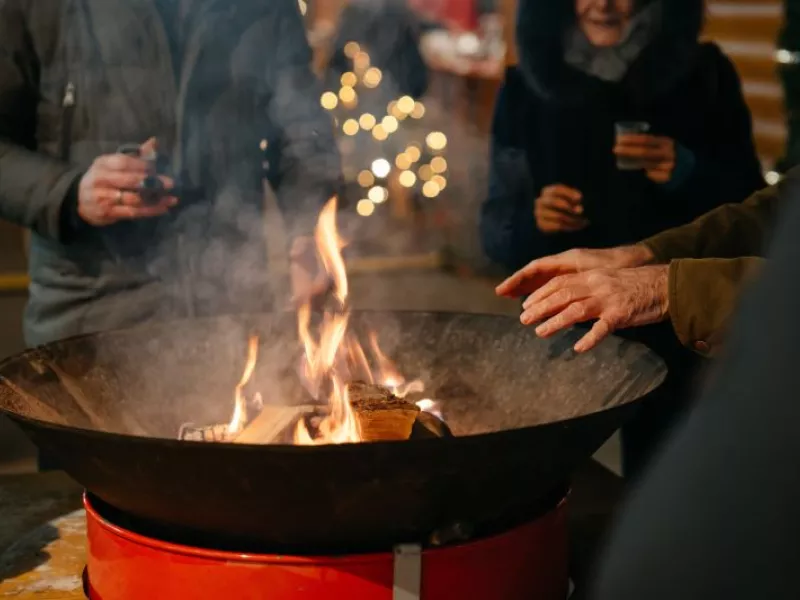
[60,82,76,162]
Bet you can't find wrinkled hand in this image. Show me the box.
[614,134,676,184]
[534,184,589,234]
[289,236,333,308]
[78,137,176,226]
[519,265,670,353]
[496,245,654,299]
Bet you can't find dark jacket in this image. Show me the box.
[481,0,765,273]
[0,0,340,346]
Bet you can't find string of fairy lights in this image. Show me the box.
[320,42,449,217]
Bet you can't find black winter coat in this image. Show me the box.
[0,0,340,346]
[481,0,765,273]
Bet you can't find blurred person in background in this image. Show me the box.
[0,0,340,349]
[481,0,764,477]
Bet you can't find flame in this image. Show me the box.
[227,335,259,435]
[292,197,429,445]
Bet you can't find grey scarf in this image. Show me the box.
[564,1,663,83]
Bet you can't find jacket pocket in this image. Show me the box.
[60,81,76,161]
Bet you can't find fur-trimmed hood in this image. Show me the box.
[515,0,705,103]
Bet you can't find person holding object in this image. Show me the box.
[498,171,791,356]
[481,0,763,272]
[0,0,340,347]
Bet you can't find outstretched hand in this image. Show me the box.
[519,266,670,353]
[496,245,655,299]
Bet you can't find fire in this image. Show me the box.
[292,198,429,445]
[227,334,259,436]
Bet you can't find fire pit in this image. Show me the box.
[0,200,666,598]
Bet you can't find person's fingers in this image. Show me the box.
[615,134,662,147]
[536,211,589,233]
[538,194,584,215]
[93,171,148,190]
[93,153,150,174]
[613,144,670,161]
[534,299,597,338]
[107,201,173,221]
[496,257,564,298]
[521,285,591,325]
[646,167,673,184]
[541,184,582,204]
[140,137,158,156]
[573,319,614,353]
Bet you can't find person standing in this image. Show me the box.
[481,0,765,477]
[0,0,340,348]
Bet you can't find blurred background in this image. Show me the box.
[0,0,792,473]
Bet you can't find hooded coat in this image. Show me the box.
[0,0,341,346]
[481,0,765,272]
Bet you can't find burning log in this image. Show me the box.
[178,423,233,442]
[232,404,316,445]
[347,381,421,442]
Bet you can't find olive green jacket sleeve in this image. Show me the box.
[667,257,764,356]
[642,182,780,262]
[639,171,795,356]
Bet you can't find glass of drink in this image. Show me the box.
[615,121,651,171]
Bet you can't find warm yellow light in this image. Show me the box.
[432,175,447,190]
[353,51,370,72]
[368,186,388,203]
[405,145,422,162]
[395,153,412,170]
[357,170,375,187]
[426,131,447,151]
[381,116,399,133]
[340,71,358,88]
[422,181,441,198]
[342,119,359,136]
[430,156,447,173]
[259,139,268,151]
[356,199,375,216]
[298,0,307,16]
[339,86,356,103]
[363,67,383,88]
[398,171,417,188]
[418,164,433,181]
[397,96,415,114]
[411,102,426,119]
[371,158,391,178]
[320,92,338,110]
[344,42,361,59]
[359,113,376,131]
[372,125,388,141]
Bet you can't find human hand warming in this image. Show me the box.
[519,265,670,353]
[496,245,655,299]
[77,137,176,226]
[614,134,676,183]
[534,184,589,234]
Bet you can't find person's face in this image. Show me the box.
[575,0,635,47]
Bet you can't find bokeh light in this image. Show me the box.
[422,181,441,198]
[368,186,388,203]
[405,145,422,162]
[395,153,412,170]
[339,86,356,104]
[363,67,383,89]
[356,199,375,216]
[354,51,371,72]
[340,72,358,88]
[426,131,448,151]
[432,175,447,190]
[371,158,391,178]
[397,96,415,114]
[418,164,433,181]
[359,113,376,131]
[411,102,426,119]
[344,42,361,59]
[357,170,375,187]
[431,156,448,173]
[381,115,399,133]
[342,119,359,136]
[372,125,388,141]
[399,171,417,188]
[320,92,338,110]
